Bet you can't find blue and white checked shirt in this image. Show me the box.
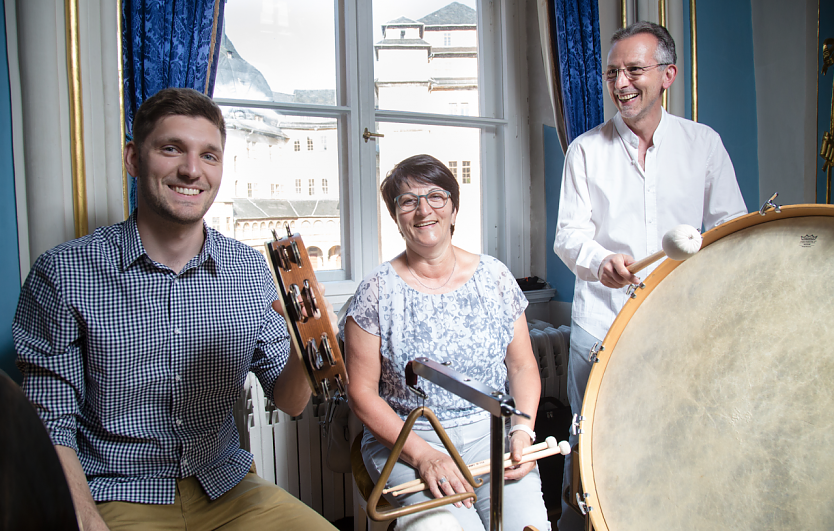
[13,214,291,504]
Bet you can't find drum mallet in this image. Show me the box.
[627,224,702,275]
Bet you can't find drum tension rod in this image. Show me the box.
[576,492,593,515]
[570,414,585,436]
[626,282,646,298]
[588,342,604,364]
[759,192,782,216]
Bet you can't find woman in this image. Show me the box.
[341,154,549,531]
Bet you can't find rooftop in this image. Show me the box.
[419,2,477,26]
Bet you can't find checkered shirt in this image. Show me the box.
[13,214,290,503]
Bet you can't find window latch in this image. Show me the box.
[362,128,384,143]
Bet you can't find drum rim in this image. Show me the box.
[578,204,834,531]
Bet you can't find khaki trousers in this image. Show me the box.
[97,470,336,530]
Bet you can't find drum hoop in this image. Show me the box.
[578,204,834,531]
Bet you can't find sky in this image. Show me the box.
[222,0,477,95]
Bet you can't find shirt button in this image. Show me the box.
[176,418,183,426]
[174,327,181,335]
[174,374,182,382]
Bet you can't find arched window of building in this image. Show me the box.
[243,223,250,239]
[328,245,341,269]
[307,246,324,269]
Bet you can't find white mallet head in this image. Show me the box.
[661,224,702,261]
[558,440,572,455]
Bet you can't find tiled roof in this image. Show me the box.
[233,199,340,220]
[419,2,477,25]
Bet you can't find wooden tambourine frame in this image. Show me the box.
[265,228,348,399]
[577,204,834,531]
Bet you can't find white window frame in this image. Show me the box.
[215,0,530,306]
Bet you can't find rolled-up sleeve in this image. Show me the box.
[13,254,84,451]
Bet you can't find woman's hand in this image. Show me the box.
[414,447,475,508]
[504,430,537,481]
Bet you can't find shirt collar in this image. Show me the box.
[119,212,222,274]
[613,107,669,149]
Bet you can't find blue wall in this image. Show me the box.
[695,0,759,212]
[818,0,834,202]
[0,0,22,382]
[545,0,759,303]
[544,125,572,302]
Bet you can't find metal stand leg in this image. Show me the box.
[490,414,504,531]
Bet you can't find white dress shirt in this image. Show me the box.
[553,109,747,340]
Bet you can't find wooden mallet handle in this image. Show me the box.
[626,250,666,275]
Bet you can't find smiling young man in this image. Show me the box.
[13,88,336,531]
[551,22,747,531]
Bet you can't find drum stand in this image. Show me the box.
[402,357,532,531]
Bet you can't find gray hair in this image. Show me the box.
[611,21,676,65]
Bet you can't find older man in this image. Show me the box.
[13,88,336,531]
[552,22,747,530]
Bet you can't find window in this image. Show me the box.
[271,183,278,197]
[212,217,221,229]
[212,0,530,291]
[247,183,253,198]
[448,161,458,180]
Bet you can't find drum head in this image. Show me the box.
[581,208,834,531]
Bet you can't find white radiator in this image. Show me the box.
[527,323,570,407]
[234,373,353,523]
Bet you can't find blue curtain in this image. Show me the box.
[546,0,603,150]
[122,0,225,213]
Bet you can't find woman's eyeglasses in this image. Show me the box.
[394,189,451,213]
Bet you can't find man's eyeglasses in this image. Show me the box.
[394,189,451,213]
[603,64,670,82]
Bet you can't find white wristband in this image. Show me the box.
[508,424,536,442]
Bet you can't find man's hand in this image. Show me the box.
[54,445,110,531]
[599,254,641,288]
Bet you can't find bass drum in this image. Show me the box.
[579,205,834,531]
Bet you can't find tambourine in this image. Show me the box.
[265,226,348,400]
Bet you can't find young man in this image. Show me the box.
[552,22,747,531]
[13,88,336,530]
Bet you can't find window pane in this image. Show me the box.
[205,108,342,271]
[216,0,336,104]
[373,1,479,116]
[377,123,482,262]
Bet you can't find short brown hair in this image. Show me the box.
[131,87,226,149]
[380,154,460,235]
